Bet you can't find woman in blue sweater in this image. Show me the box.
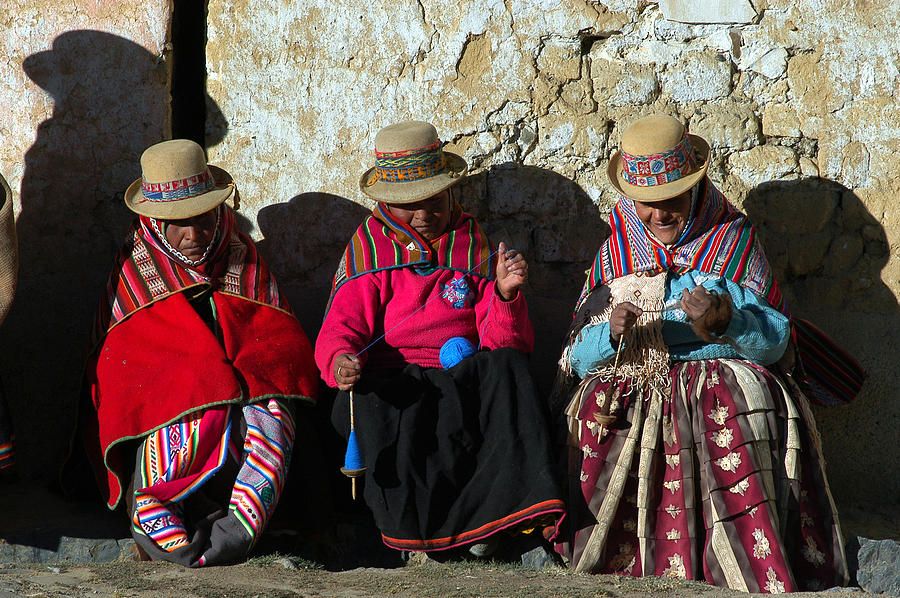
[553,115,851,593]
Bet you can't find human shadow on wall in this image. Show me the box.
[256,193,383,567]
[744,178,899,523]
[463,163,609,394]
[0,31,226,546]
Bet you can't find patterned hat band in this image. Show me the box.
[141,168,215,202]
[621,135,697,188]
[374,140,447,183]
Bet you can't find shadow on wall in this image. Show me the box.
[256,193,370,339]
[254,165,609,385]
[458,163,608,393]
[744,178,899,509]
[5,30,224,484]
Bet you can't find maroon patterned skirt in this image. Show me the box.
[556,359,847,592]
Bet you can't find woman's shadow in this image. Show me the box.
[0,31,229,545]
[744,178,899,524]
[462,163,609,393]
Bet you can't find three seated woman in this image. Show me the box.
[74,116,855,592]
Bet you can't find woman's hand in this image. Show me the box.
[496,242,528,301]
[610,302,643,341]
[333,353,362,390]
[681,286,732,343]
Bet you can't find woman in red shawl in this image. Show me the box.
[80,140,318,566]
[553,116,860,591]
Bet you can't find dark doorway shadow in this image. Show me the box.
[0,29,175,543]
[744,178,900,517]
[257,193,384,568]
[461,163,608,393]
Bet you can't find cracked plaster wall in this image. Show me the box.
[208,0,900,510]
[0,2,171,480]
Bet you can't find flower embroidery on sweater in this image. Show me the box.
[441,276,474,309]
[729,478,750,496]
[712,427,734,449]
[708,399,729,426]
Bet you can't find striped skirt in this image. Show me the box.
[128,399,294,567]
[556,359,847,592]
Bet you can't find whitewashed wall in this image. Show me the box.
[207,0,900,508]
[0,1,171,476]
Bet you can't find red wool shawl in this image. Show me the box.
[86,206,318,508]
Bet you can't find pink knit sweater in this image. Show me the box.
[315,267,534,388]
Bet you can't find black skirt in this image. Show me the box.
[332,348,565,552]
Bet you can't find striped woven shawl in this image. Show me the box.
[583,178,783,311]
[95,206,289,342]
[575,178,865,406]
[329,202,493,302]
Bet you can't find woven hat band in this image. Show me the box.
[621,135,697,188]
[375,140,447,183]
[142,168,215,202]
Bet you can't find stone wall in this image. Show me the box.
[0,0,895,515]
[207,0,900,509]
[0,3,171,478]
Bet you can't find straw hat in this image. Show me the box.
[124,139,234,219]
[0,173,18,326]
[359,121,468,204]
[607,115,710,202]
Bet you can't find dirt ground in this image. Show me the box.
[0,558,868,598]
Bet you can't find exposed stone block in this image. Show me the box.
[659,0,757,24]
[592,56,660,108]
[856,537,900,595]
[728,145,798,187]
[661,51,733,103]
[689,102,760,150]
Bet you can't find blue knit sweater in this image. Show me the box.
[568,271,790,379]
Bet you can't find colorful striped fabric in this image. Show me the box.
[95,206,289,342]
[131,399,294,563]
[792,319,866,407]
[0,438,13,471]
[329,202,493,301]
[583,179,783,311]
[132,407,231,553]
[229,399,295,541]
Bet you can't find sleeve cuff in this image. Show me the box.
[491,285,527,318]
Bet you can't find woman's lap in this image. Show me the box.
[559,359,846,591]
[128,399,295,567]
[332,348,565,552]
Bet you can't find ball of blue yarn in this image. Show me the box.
[440,336,477,369]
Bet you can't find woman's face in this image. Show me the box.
[163,209,217,260]
[633,190,692,245]
[387,189,452,240]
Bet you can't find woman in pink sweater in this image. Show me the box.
[316,121,564,557]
